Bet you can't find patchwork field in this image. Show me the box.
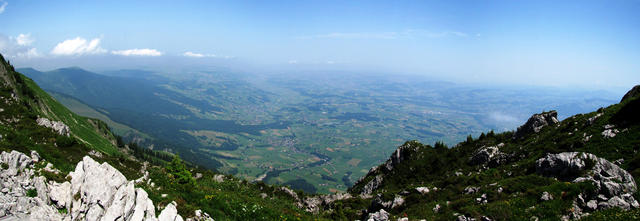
[22,68,619,193]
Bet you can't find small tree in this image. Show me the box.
[466,135,473,143]
[434,141,447,150]
[166,155,195,187]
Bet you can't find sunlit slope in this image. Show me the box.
[1,58,118,154]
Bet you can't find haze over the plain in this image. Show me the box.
[1,0,639,91]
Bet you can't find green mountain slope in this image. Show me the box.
[1,57,119,154]
[48,91,150,140]
[0,54,316,220]
[317,86,640,220]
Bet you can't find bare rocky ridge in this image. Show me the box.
[0,150,212,221]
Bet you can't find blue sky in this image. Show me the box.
[1,0,639,89]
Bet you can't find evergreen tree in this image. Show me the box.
[166,155,195,186]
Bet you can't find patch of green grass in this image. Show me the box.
[58,208,68,214]
[26,188,37,197]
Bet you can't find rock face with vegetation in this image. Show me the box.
[537,152,638,218]
[514,110,559,138]
[36,117,70,136]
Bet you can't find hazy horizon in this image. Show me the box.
[1,0,639,91]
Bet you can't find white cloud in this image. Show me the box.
[0,33,40,59]
[183,51,205,57]
[182,51,233,59]
[15,33,34,46]
[51,37,106,56]
[16,48,39,58]
[0,1,8,14]
[112,48,163,56]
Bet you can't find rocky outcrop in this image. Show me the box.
[0,150,186,221]
[158,201,183,221]
[514,111,559,139]
[354,142,424,196]
[416,186,436,194]
[280,187,300,201]
[470,143,509,167]
[187,210,213,221]
[369,194,404,212]
[536,152,638,216]
[37,117,70,136]
[366,208,389,221]
[601,124,619,138]
[361,175,384,196]
[0,150,58,220]
[301,192,352,213]
[383,141,422,172]
[68,155,159,220]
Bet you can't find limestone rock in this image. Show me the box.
[36,117,70,136]
[212,174,224,183]
[384,141,422,171]
[367,209,390,221]
[49,181,72,210]
[280,187,300,201]
[416,187,430,194]
[189,209,213,221]
[361,175,384,196]
[601,124,619,138]
[536,152,638,214]
[302,192,352,213]
[433,204,441,213]
[0,151,192,221]
[464,186,480,195]
[30,150,40,162]
[158,201,184,221]
[391,195,404,208]
[514,111,559,139]
[470,143,508,167]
